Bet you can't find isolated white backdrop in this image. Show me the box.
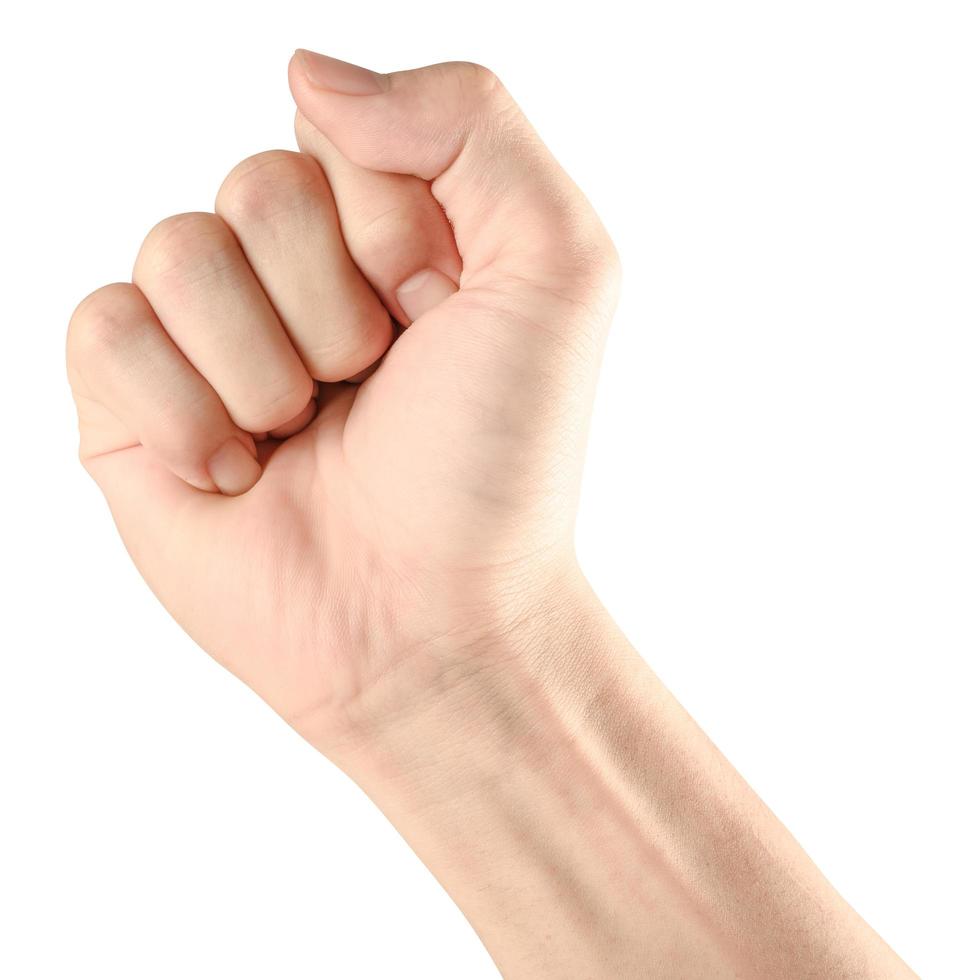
[2,1,977,977]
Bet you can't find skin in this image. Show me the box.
[67,50,917,978]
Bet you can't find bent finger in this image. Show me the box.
[293,114,461,326]
[215,150,394,376]
[67,282,261,496]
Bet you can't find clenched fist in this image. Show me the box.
[66,51,915,979]
[67,51,619,753]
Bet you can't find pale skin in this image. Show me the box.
[67,50,916,978]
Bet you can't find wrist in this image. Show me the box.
[320,570,723,978]
[315,559,633,789]
[319,568,911,980]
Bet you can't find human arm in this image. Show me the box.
[66,50,915,978]
[325,572,912,978]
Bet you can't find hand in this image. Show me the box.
[67,51,619,752]
[67,52,916,978]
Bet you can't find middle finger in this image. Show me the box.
[216,150,393,382]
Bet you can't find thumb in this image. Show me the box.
[287,50,619,306]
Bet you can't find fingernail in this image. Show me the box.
[395,269,458,323]
[206,439,261,496]
[295,49,386,95]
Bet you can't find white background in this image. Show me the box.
[2,1,977,976]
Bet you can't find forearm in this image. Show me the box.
[329,573,914,978]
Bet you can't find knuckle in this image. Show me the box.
[216,150,323,223]
[601,239,623,290]
[134,212,236,287]
[445,62,518,130]
[146,410,203,461]
[442,62,522,143]
[561,228,623,311]
[578,228,622,287]
[304,311,392,382]
[545,207,622,282]
[351,203,420,269]
[446,61,502,99]
[235,379,313,433]
[67,283,144,366]
[584,243,622,314]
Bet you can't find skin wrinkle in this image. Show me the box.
[218,151,324,217]
[136,216,242,289]
[293,111,463,305]
[349,603,742,977]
